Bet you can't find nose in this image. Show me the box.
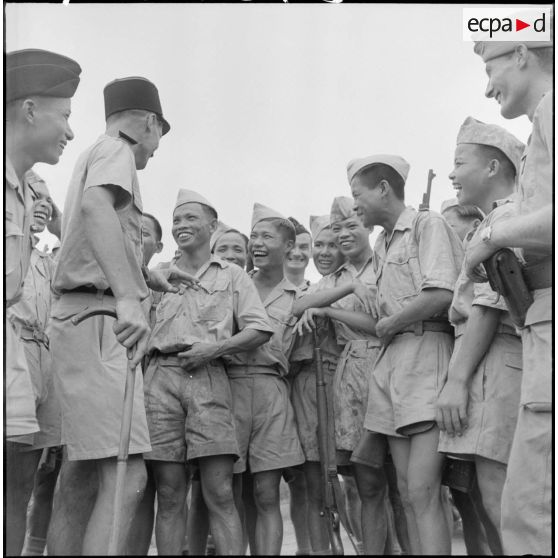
[485,79,494,99]
[448,168,455,181]
[65,122,75,142]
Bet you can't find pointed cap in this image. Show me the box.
[174,189,217,216]
[347,154,410,184]
[330,196,357,225]
[251,202,286,230]
[309,215,331,239]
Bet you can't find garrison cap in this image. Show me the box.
[26,170,50,200]
[457,116,525,175]
[309,215,331,239]
[251,202,288,231]
[440,198,459,214]
[347,154,410,184]
[174,189,217,217]
[6,49,81,103]
[104,76,170,135]
[210,221,247,252]
[330,196,357,225]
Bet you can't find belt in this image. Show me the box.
[60,285,114,297]
[396,319,454,336]
[522,258,552,291]
[19,324,50,347]
[496,323,519,337]
[152,351,224,369]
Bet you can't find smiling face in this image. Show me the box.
[350,177,382,229]
[249,220,293,270]
[30,181,53,233]
[135,113,163,170]
[312,227,344,276]
[172,202,216,252]
[214,230,248,269]
[330,216,370,261]
[285,232,311,273]
[448,144,489,207]
[141,215,163,266]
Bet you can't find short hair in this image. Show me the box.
[530,46,553,73]
[355,163,405,201]
[443,204,484,221]
[259,218,296,243]
[213,228,249,251]
[287,217,310,236]
[202,204,218,221]
[143,212,163,242]
[474,144,517,181]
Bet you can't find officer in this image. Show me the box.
[5,48,81,556]
[466,33,553,555]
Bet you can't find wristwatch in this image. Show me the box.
[480,225,493,244]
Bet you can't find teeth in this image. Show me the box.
[253,251,267,257]
[178,232,191,240]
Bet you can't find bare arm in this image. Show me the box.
[325,307,377,335]
[292,284,353,317]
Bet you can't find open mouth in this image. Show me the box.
[177,232,192,242]
[252,250,267,258]
[33,211,48,222]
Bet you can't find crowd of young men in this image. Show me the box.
[4,29,552,557]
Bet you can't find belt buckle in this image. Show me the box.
[413,321,424,336]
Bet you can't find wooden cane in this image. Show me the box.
[71,307,138,556]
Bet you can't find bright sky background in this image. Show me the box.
[5,3,533,281]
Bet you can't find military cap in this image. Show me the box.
[251,202,288,231]
[6,49,81,103]
[104,76,170,135]
[26,170,50,200]
[174,189,217,217]
[309,215,331,239]
[457,116,525,175]
[330,196,357,225]
[210,221,247,252]
[347,154,410,184]
[440,198,460,214]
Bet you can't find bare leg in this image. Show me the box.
[385,458,411,554]
[6,443,42,556]
[303,462,330,552]
[82,455,147,555]
[188,478,210,555]
[451,487,491,555]
[127,461,156,555]
[253,469,283,555]
[287,468,311,554]
[469,475,503,555]
[241,471,258,554]
[353,463,388,554]
[199,455,243,555]
[46,456,98,555]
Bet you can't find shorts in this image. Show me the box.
[50,293,151,461]
[229,369,305,474]
[364,331,453,437]
[334,339,381,450]
[5,316,39,440]
[351,430,389,469]
[144,353,239,463]
[438,332,522,464]
[291,359,337,462]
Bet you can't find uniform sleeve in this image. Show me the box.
[84,138,135,200]
[537,93,553,161]
[416,212,464,292]
[232,268,274,334]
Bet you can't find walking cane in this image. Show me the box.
[71,307,139,556]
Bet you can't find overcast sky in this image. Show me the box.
[6,3,533,280]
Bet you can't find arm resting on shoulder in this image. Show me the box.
[325,307,377,335]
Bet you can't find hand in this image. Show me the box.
[46,201,62,240]
[295,308,328,336]
[435,378,469,436]
[177,342,219,371]
[113,297,151,368]
[375,316,399,346]
[147,263,200,293]
[464,232,497,283]
[352,280,376,313]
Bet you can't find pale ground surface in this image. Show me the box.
[147,479,468,556]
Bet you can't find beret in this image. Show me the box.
[104,76,170,135]
[6,48,81,103]
[309,215,331,239]
[330,196,357,225]
[347,154,410,184]
[457,116,525,174]
[251,202,287,230]
[174,189,217,216]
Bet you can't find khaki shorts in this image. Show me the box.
[334,340,381,452]
[144,354,239,463]
[350,430,389,469]
[5,317,39,440]
[229,369,305,474]
[50,293,151,461]
[438,332,522,464]
[291,359,337,462]
[364,331,453,437]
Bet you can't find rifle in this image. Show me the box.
[313,327,360,555]
[419,169,436,210]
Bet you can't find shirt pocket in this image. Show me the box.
[5,219,25,303]
[198,275,231,323]
[266,307,297,354]
[382,244,420,301]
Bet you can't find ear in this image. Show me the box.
[22,98,37,124]
[208,218,218,235]
[284,239,294,253]
[514,44,529,69]
[487,158,500,177]
[378,179,390,197]
[145,112,158,131]
[155,241,163,254]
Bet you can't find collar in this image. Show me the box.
[249,271,298,300]
[5,156,21,192]
[492,194,517,210]
[392,206,417,232]
[333,253,374,277]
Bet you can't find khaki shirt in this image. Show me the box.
[5,158,34,307]
[449,197,517,334]
[8,243,55,336]
[148,256,273,354]
[226,274,300,377]
[374,207,463,320]
[52,134,148,300]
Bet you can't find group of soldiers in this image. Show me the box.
[5,28,552,558]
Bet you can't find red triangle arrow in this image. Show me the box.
[516,18,530,31]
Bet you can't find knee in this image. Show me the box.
[204,480,235,512]
[407,479,439,513]
[124,458,148,499]
[356,466,387,501]
[156,481,185,516]
[253,483,279,514]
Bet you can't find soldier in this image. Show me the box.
[349,154,463,554]
[5,48,81,556]
[227,203,306,555]
[47,77,196,555]
[211,221,250,269]
[284,217,312,291]
[436,118,525,551]
[440,199,483,243]
[467,35,553,555]
[144,190,273,555]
